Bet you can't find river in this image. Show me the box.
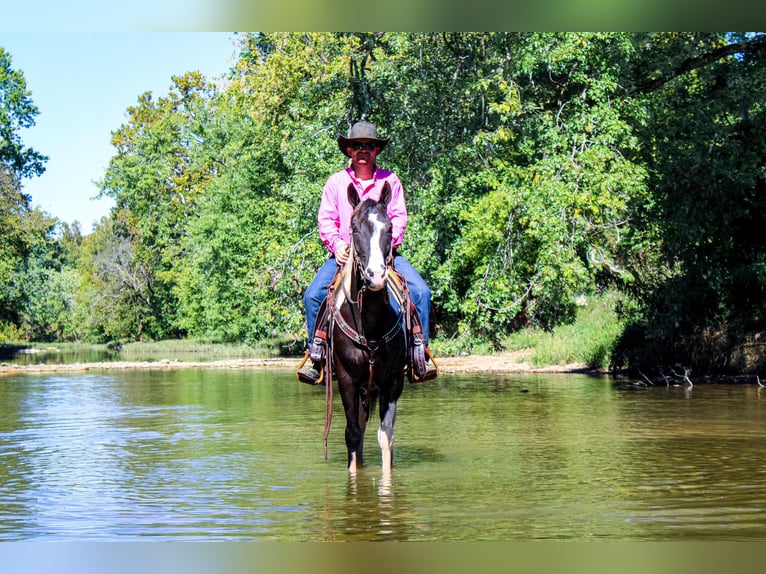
[0,368,764,541]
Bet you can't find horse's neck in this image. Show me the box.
[353,272,395,336]
[334,252,392,332]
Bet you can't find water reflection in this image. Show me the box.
[0,346,119,366]
[329,472,404,540]
[0,369,765,540]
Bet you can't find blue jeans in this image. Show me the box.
[303,253,431,345]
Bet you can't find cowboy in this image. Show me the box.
[298,120,437,384]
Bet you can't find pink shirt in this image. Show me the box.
[318,166,407,254]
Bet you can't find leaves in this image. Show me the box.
[4,33,766,374]
[0,48,47,179]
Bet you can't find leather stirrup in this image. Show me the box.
[411,326,428,379]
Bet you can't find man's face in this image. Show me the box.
[347,140,380,167]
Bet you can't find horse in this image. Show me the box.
[325,181,408,477]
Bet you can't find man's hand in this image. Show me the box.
[335,242,350,265]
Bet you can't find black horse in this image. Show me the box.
[327,182,408,476]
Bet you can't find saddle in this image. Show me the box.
[296,265,438,385]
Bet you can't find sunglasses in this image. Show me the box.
[350,142,378,152]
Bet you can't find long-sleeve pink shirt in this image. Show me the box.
[318,166,407,255]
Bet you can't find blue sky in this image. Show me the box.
[1,33,238,232]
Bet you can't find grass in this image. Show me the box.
[124,295,627,368]
[502,290,627,369]
[5,292,626,369]
[116,337,304,362]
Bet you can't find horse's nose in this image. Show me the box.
[365,265,386,279]
[365,265,386,290]
[366,264,385,278]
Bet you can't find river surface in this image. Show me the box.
[0,369,764,541]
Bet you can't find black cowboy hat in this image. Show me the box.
[337,121,390,157]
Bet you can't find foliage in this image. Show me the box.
[373,33,646,344]
[97,72,222,340]
[612,32,766,374]
[175,33,348,342]
[1,49,50,337]
[0,174,62,339]
[504,290,629,369]
[0,48,46,179]
[16,231,78,341]
[3,33,766,377]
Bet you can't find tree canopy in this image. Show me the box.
[3,32,766,376]
[0,47,54,339]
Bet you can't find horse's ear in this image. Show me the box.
[379,182,391,207]
[347,184,360,209]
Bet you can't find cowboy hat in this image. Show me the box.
[337,121,390,157]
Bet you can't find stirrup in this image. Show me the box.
[419,358,438,382]
[296,350,325,385]
[309,335,326,363]
[411,337,427,378]
[411,341,438,383]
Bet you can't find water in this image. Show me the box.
[0,369,765,541]
[0,345,118,365]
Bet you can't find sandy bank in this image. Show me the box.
[0,351,600,376]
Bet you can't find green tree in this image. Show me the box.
[613,32,766,374]
[98,72,222,339]
[17,220,78,341]
[0,48,50,339]
[355,33,645,344]
[71,31,766,377]
[176,33,348,342]
[0,48,46,179]
[171,33,646,347]
[69,216,154,342]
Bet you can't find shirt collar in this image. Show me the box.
[346,166,378,188]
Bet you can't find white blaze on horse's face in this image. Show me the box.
[363,211,389,291]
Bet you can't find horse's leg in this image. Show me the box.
[344,400,364,474]
[346,427,361,474]
[356,393,369,467]
[377,400,397,475]
[339,376,364,474]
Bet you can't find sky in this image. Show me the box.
[1,33,239,233]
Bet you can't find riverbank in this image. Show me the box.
[0,350,601,376]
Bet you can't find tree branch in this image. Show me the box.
[636,38,766,93]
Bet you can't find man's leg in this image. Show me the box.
[393,255,431,343]
[303,257,339,341]
[393,254,437,381]
[299,257,338,384]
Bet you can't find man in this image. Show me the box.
[298,120,436,383]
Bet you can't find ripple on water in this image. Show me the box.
[1,371,765,540]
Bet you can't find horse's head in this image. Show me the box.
[348,182,393,292]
